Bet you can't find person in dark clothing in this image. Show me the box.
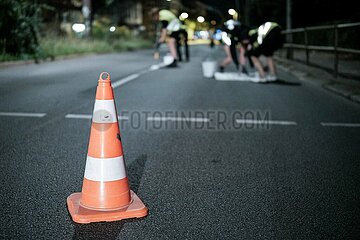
[176,21,189,62]
[239,22,284,81]
[219,19,248,74]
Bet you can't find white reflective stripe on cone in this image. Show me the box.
[92,100,118,123]
[84,156,127,181]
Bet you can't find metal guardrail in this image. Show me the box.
[282,22,360,78]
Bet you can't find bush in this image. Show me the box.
[39,35,152,59]
[92,18,132,41]
[0,0,42,60]
[0,3,152,62]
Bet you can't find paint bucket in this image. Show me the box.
[202,60,217,78]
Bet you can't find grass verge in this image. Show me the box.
[0,36,153,63]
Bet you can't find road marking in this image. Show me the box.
[111,63,165,88]
[65,114,129,120]
[321,122,360,127]
[147,116,210,122]
[236,119,297,125]
[112,73,140,88]
[0,112,46,118]
[65,114,92,119]
[149,63,166,71]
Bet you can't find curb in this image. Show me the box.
[323,83,360,104]
[275,56,360,104]
[0,53,99,68]
[350,94,360,103]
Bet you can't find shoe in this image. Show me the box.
[219,66,225,73]
[249,75,266,83]
[249,71,259,78]
[241,66,249,75]
[266,74,277,82]
[167,59,178,68]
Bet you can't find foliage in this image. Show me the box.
[40,36,113,57]
[39,35,152,58]
[0,0,43,60]
[92,18,132,40]
[0,0,152,63]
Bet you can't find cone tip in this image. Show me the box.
[99,72,111,82]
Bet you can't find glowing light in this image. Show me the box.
[180,12,188,19]
[197,16,205,23]
[199,31,209,38]
[72,23,85,33]
[228,9,236,16]
[109,26,116,32]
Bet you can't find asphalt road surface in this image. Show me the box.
[1,45,359,240]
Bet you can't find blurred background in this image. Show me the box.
[0,0,359,63]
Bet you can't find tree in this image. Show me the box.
[0,0,42,59]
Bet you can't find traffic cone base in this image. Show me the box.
[67,190,148,224]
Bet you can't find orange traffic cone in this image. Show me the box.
[67,72,148,224]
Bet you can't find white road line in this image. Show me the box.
[321,122,360,127]
[147,116,210,122]
[65,114,129,120]
[149,63,166,71]
[236,119,297,125]
[112,73,140,88]
[0,112,46,118]
[65,114,92,119]
[112,63,165,87]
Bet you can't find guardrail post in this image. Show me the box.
[286,31,293,60]
[334,24,339,78]
[304,28,309,65]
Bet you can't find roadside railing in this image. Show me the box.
[281,22,360,79]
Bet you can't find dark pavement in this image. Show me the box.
[0,45,359,239]
[276,48,360,103]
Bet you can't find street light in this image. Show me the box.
[180,12,188,21]
[228,8,238,20]
[228,9,236,16]
[197,16,205,23]
[72,23,85,33]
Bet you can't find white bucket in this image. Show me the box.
[163,55,174,65]
[202,61,217,78]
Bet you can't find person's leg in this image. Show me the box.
[168,37,178,60]
[176,35,182,61]
[220,45,232,72]
[184,32,189,61]
[239,46,248,74]
[229,42,239,69]
[266,56,276,76]
[251,56,265,78]
[239,46,246,66]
